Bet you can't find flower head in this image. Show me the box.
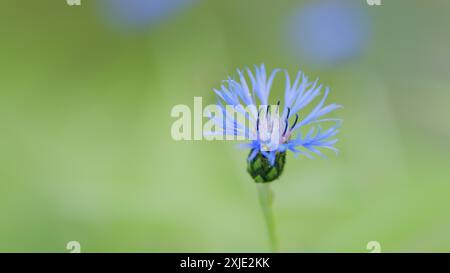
[210,64,342,182]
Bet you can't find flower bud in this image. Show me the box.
[247,151,286,183]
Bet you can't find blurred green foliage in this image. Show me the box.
[1,0,450,252]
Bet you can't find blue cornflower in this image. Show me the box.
[287,0,371,68]
[211,64,342,182]
[97,0,197,31]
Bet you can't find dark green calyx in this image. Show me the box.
[247,150,286,183]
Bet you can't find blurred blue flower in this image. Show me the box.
[208,65,342,182]
[287,0,371,68]
[97,0,197,31]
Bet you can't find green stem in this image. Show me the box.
[257,183,278,252]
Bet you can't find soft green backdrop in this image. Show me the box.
[1,0,450,252]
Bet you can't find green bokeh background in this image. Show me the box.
[1,0,450,252]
